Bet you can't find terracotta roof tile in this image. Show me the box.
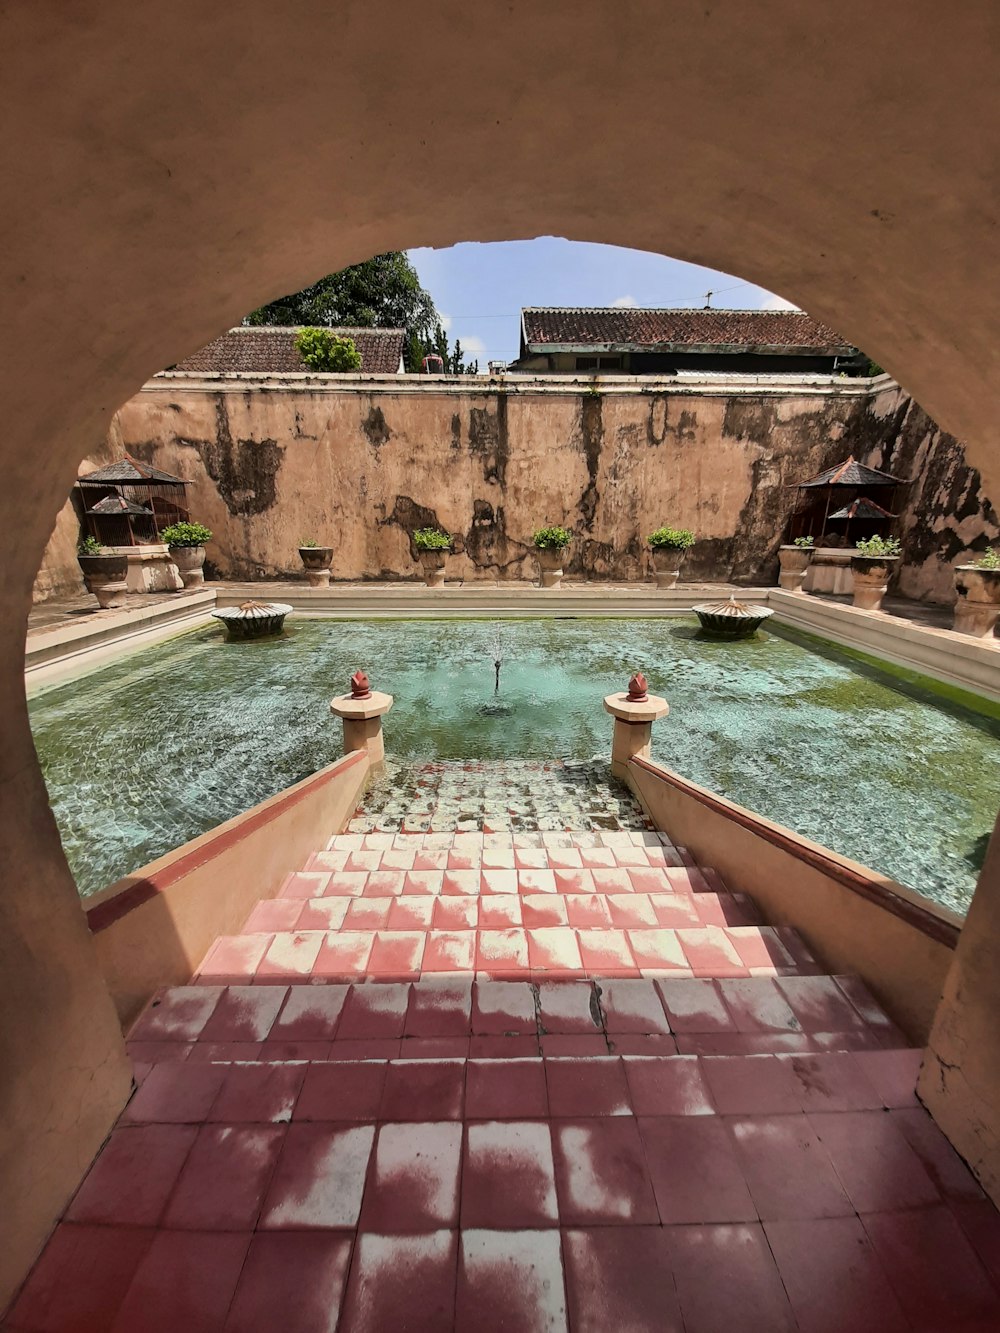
[521,307,856,355]
[170,327,405,376]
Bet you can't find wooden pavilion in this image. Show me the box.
[77,456,189,547]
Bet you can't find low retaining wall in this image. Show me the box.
[769,589,1000,704]
[86,750,369,1026]
[215,580,769,619]
[25,589,216,691]
[627,755,960,1041]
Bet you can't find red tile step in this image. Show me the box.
[23,826,993,1331]
[127,976,909,1064]
[13,1048,1000,1332]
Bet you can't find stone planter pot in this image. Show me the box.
[777,545,812,593]
[78,552,129,610]
[850,554,898,611]
[953,565,1000,637]
[650,548,685,590]
[536,546,568,589]
[417,549,448,588]
[299,546,334,588]
[169,544,206,588]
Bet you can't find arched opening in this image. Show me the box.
[24,239,1000,924]
[4,1,1000,1313]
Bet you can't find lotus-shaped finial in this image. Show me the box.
[627,671,648,701]
[350,669,371,699]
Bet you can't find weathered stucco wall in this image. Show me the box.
[88,373,944,587]
[34,373,1000,602]
[864,393,1000,604]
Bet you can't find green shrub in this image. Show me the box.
[533,526,573,550]
[161,521,213,548]
[413,527,452,551]
[299,539,319,549]
[975,548,1000,570]
[295,328,362,373]
[793,535,814,549]
[77,535,104,556]
[647,526,695,551]
[855,535,901,558]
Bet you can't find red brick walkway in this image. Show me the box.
[7,831,1000,1331]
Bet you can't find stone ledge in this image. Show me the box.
[24,589,217,690]
[769,589,1000,703]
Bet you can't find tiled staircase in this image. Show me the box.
[9,826,1000,1332]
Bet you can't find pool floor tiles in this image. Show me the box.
[9,828,1000,1331]
[349,759,652,835]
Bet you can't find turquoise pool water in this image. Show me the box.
[27,616,1000,912]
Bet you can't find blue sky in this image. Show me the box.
[408,238,798,366]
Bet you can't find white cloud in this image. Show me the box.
[611,295,638,308]
[458,334,486,355]
[439,312,452,332]
[760,292,800,311]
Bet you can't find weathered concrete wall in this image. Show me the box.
[35,373,1000,603]
[921,809,1000,1208]
[863,389,1000,604]
[99,373,916,586]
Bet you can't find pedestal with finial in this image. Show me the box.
[329,670,393,771]
[603,671,669,780]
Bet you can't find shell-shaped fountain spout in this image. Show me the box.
[692,596,774,638]
[210,600,293,639]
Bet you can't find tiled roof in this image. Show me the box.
[85,495,153,515]
[78,456,187,485]
[170,327,405,376]
[521,307,857,355]
[828,497,897,519]
[798,456,904,488]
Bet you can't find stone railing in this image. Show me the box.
[86,748,370,1025]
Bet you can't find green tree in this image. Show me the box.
[449,339,479,375]
[246,251,448,372]
[245,251,482,373]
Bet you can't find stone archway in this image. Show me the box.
[3,0,999,1307]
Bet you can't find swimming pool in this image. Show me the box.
[27,616,999,911]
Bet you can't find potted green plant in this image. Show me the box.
[533,525,572,589]
[413,527,452,587]
[777,535,814,593]
[953,546,1000,637]
[298,539,334,587]
[76,535,129,609]
[647,526,695,589]
[161,521,213,588]
[850,534,901,611]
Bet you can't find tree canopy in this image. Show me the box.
[245,251,477,373]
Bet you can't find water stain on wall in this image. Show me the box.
[578,394,603,532]
[468,398,509,486]
[178,397,283,517]
[38,376,993,604]
[362,403,390,448]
